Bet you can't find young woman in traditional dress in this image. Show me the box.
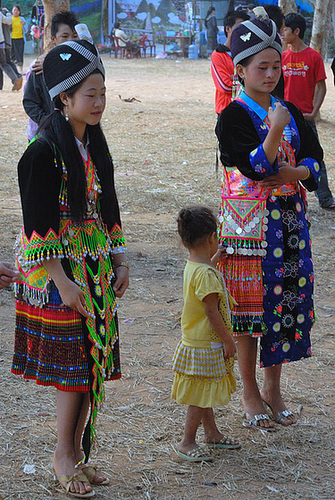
[12,40,129,497]
[216,11,323,430]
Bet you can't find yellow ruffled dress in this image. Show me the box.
[171,261,236,408]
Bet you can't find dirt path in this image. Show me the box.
[0,56,334,500]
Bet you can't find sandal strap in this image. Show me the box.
[80,465,97,482]
[187,447,208,458]
[253,413,270,423]
[57,472,89,493]
[219,434,239,445]
[277,410,295,422]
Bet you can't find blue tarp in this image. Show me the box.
[257,0,314,14]
[71,1,101,15]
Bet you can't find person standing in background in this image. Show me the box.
[211,10,249,114]
[205,7,218,58]
[23,10,78,141]
[282,13,335,210]
[11,5,26,74]
[0,2,21,90]
[0,1,22,90]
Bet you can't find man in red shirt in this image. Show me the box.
[211,10,249,114]
[282,13,335,209]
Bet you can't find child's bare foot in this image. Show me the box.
[177,440,200,455]
[260,390,297,426]
[176,443,212,462]
[204,432,241,449]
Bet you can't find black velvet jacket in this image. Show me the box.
[18,138,122,240]
[216,99,323,192]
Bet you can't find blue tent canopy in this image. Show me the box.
[257,0,314,14]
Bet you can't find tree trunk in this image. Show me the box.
[310,0,333,58]
[43,0,71,51]
[278,0,297,15]
[102,0,108,45]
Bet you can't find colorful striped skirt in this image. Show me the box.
[11,284,121,392]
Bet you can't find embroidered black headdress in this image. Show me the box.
[44,40,105,99]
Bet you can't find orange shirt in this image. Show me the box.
[211,49,234,114]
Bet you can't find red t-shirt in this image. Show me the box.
[211,50,234,114]
[282,47,327,114]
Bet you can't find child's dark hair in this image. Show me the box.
[224,10,249,36]
[264,5,285,32]
[14,5,21,14]
[178,206,217,248]
[51,11,78,38]
[284,13,306,39]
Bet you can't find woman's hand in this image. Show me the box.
[58,279,90,318]
[263,104,291,165]
[32,53,46,75]
[113,265,129,298]
[268,102,291,130]
[43,257,89,317]
[260,161,301,189]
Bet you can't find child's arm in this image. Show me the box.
[43,258,89,318]
[211,245,227,267]
[0,262,20,289]
[203,293,236,359]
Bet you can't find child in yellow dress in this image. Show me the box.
[172,206,240,462]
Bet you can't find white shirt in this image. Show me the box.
[0,11,12,44]
[75,136,89,162]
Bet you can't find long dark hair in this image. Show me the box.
[205,7,215,27]
[38,70,114,225]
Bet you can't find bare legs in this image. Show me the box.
[202,408,227,443]
[178,405,203,453]
[53,391,93,496]
[261,364,297,425]
[236,336,273,428]
[178,406,229,454]
[237,336,295,427]
[73,393,90,463]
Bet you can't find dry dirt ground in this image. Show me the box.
[0,56,334,500]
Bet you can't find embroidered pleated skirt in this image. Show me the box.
[218,193,314,368]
